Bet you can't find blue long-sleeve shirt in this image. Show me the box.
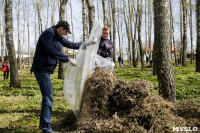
[32,26,82,74]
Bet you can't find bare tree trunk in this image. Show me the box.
[111,0,116,63]
[123,0,131,64]
[148,0,152,60]
[51,0,56,25]
[37,0,43,34]
[132,0,137,67]
[170,0,178,66]
[182,0,187,66]
[179,0,183,65]
[1,0,5,63]
[58,0,68,79]
[86,0,95,34]
[69,0,75,58]
[153,0,176,103]
[117,0,121,58]
[189,0,194,64]
[22,0,26,69]
[97,0,99,21]
[45,0,49,29]
[27,1,30,68]
[82,0,88,41]
[120,0,124,59]
[145,0,148,64]
[108,0,112,42]
[102,0,107,24]
[5,0,21,88]
[196,0,200,72]
[16,0,21,69]
[138,0,144,70]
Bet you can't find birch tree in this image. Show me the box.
[153,0,176,102]
[58,0,68,79]
[86,0,95,34]
[138,0,144,70]
[111,0,116,63]
[27,0,30,68]
[82,0,88,41]
[189,0,194,64]
[102,0,107,24]
[16,0,21,69]
[1,0,5,63]
[5,0,21,88]
[182,0,187,66]
[196,0,200,72]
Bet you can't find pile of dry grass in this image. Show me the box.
[64,67,200,133]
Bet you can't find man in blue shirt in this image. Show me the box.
[32,21,82,133]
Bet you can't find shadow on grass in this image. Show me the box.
[53,110,78,132]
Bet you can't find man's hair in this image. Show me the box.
[55,20,72,34]
[103,24,111,31]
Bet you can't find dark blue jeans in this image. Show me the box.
[34,71,53,133]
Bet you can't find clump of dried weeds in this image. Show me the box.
[61,67,200,133]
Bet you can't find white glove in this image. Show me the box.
[68,58,77,66]
[87,36,97,46]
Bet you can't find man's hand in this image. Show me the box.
[68,58,77,66]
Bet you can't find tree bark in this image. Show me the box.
[148,0,152,60]
[138,0,144,70]
[58,0,68,79]
[111,0,116,63]
[182,0,187,66]
[51,0,56,25]
[102,0,107,24]
[82,0,88,41]
[189,0,194,64]
[153,0,176,103]
[196,0,200,72]
[5,0,21,88]
[27,1,30,68]
[1,0,5,63]
[86,0,95,34]
[170,0,178,66]
[16,0,21,69]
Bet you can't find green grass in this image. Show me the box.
[0,61,199,132]
[114,61,200,103]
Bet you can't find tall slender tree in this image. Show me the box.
[182,0,188,66]
[22,0,26,69]
[58,0,68,79]
[111,0,116,63]
[16,0,21,69]
[5,0,21,88]
[189,0,194,64]
[86,0,95,34]
[170,0,178,66]
[102,0,107,24]
[51,0,56,25]
[82,0,88,41]
[138,0,144,70]
[153,0,176,102]
[27,0,30,68]
[132,0,138,67]
[148,0,152,60]
[196,0,200,72]
[1,0,5,63]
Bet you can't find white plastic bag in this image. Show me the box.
[63,22,115,117]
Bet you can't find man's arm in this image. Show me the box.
[61,37,82,49]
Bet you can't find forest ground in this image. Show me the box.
[0,60,199,133]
